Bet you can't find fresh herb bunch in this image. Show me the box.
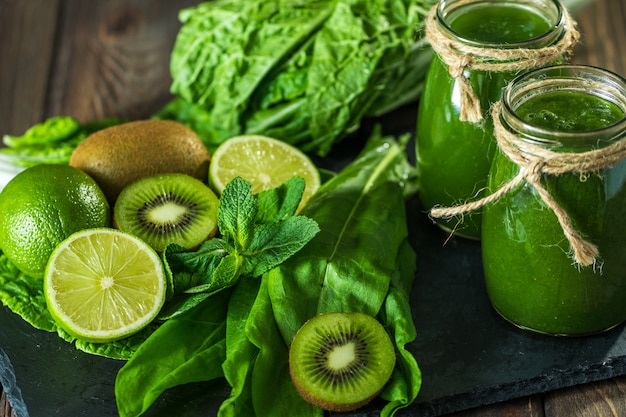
[159,175,321,320]
[156,0,437,156]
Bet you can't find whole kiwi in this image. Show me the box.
[288,312,396,412]
[70,119,210,203]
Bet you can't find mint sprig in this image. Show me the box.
[158,176,319,320]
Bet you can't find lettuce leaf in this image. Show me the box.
[0,251,154,360]
[0,252,56,332]
[0,117,124,168]
[158,0,437,155]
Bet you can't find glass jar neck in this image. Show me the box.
[437,0,566,49]
[500,65,626,152]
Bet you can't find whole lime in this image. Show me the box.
[0,164,111,278]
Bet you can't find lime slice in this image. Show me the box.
[44,228,166,343]
[209,135,321,211]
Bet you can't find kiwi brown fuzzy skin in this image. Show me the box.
[288,312,396,413]
[69,119,210,204]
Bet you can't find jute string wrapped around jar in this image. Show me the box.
[430,101,626,267]
[425,3,580,123]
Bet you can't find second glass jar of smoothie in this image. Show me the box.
[482,65,626,336]
[416,0,577,239]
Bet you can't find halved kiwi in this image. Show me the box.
[114,173,219,252]
[288,312,396,412]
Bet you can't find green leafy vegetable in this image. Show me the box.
[0,253,56,332]
[114,129,421,417]
[0,174,317,365]
[0,116,125,167]
[266,129,421,416]
[3,117,80,147]
[227,273,320,417]
[115,293,230,417]
[158,176,320,319]
[378,239,422,411]
[156,0,436,155]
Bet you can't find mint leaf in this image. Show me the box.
[244,216,320,277]
[218,177,257,250]
[163,240,229,293]
[208,253,245,292]
[256,176,306,223]
[161,176,319,321]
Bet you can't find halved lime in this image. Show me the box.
[44,228,166,343]
[209,135,321,211]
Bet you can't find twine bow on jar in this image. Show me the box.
[430,101,626,267]
[424,4,580,123]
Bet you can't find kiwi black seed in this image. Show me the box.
[288,312,396,412]
[113,173,219,252]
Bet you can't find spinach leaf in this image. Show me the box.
[220,267,321,417]
[218,277,260,417]
[115,293,230,417]
[247,275,322,417]
[379,239,422,416]
[266,130,421,414]
[268,130,416,340]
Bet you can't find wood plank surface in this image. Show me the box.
[0,0,199,136]
[0,0,60,135]
[0,0,625,416]
[544,376,626,417]
[48,0,198,123]
[571,0,626,75]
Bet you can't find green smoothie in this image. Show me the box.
[416,2,557,239]
[516,90,625,132]
[483,87,626,335]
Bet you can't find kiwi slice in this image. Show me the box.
[114,173,219,252]
[288,312,396,412]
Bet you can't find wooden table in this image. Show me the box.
[1,0,625,416]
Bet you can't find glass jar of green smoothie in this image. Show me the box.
[482,65,626,336]
[416,0,579,239]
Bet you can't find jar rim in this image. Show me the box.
[436,0,565,49]
[501,65,626,147]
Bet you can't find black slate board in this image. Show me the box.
[2,114,626,416]
[2,194,626,417]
